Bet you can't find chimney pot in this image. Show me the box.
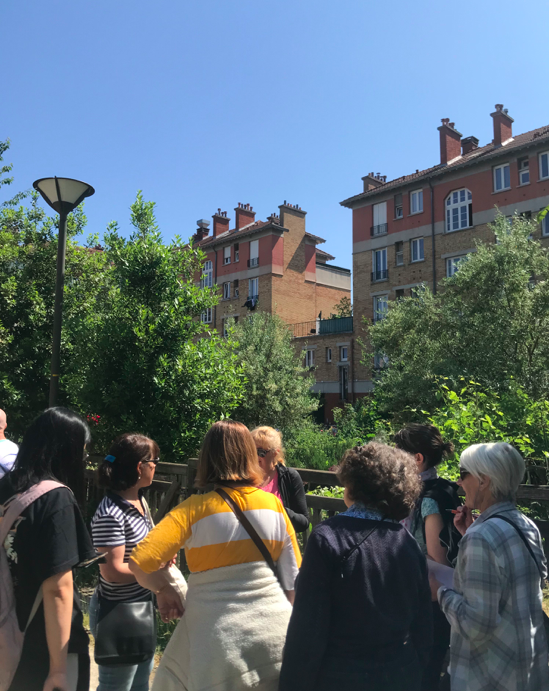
[234,202,256,229]
[462,136,479,155]
[491,104,514,146]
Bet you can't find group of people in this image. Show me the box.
[0,406,547,691]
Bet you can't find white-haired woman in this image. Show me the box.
[429,442,549,691]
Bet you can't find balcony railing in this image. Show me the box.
[371,269,388,282]
[370,223,388,237]
[292,316,353,339]
[247,257,259,268]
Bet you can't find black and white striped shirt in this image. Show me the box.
[91,491,152,602]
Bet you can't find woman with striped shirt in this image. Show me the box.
[90,433,159,691]
[129,420,302,691]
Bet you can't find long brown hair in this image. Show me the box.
[195,420,263,488]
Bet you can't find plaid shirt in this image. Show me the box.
[439,502,549,691]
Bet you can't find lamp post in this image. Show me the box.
[33,177,95,407]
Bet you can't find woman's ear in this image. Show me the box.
[415,453,424,467]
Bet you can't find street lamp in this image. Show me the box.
[33,177,95,407]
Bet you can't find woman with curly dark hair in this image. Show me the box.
[279,442,433,691]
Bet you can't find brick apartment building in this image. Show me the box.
[191,201,351,335]
[307,105,549,422]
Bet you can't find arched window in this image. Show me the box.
[446,189,472,232]
[200,260,213,288]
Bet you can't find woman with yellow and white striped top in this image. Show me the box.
[129,420,301,691]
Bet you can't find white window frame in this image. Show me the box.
[304,349,315,368]
[373,295,388,323]
[410,189,423,215]
[395,241,404,266]
[234,243,239,262]
[446,256,464,277]
[372,202,388,236]
[445,188,473,232]
[248,277,259,298]
[518,157,530,185]
[493,163,511,192]
[223,246,231,265]
[340,346,348,362]
[223,282,230,300]
[201,308,212,323]
[410,237,424,263]
[326,347,332,363]
[372,248,388,281]
[539,152,549,181]
[542,214,549,237]
[394,194,403,219]
[200,260,213,288]
[249,239,259,267]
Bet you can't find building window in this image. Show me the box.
[339,366,349,400]
[373,353,389,369]
[539,152,549,180]
[223,246,231,265]
[248,277,259,299]
[395,241,404,266]
[493,163,511,192]
[234,243,239,262]
[223,282,230,300]
[518,157,530,185]
[326,347,332,363]
[201,308,212,323]
[411,237,424,262]
[446,189,473,232]
[248,239,259,267]
[373,295,388,322]
[223,320,229,338]
[542,214,549,237]
[200,260,213,288]
[446,256,464,277]
[340,346,348,362]
[234,279,239,297]
[410,189,423,214]
[371,201,388,236]
[394,193,403,219]
[372,248,388,282]
[304,349,315,368]
[395,289,405,300]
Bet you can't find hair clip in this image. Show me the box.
[105,455,116,463]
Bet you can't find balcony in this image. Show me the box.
[370,223,388,237]
[247,257,259,268]
[371,269,389,282]
[292,316,353,339]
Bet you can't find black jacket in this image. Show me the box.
[276,464,309,533]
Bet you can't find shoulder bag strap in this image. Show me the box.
[215,488,280,583]
[489,514,544,581]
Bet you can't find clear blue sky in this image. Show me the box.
[3,0,549,272]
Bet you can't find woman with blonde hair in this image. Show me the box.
[251,426,309,532]
[129,420,301,691]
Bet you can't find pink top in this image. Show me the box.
[261,470,282,499]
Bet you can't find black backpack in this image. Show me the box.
[418,477,462,565]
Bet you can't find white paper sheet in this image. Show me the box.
[427,559,455,588]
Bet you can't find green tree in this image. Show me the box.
[329,296,352,318]
[71,192,245,459]
[230,310,318,433]
[367,214,549,416]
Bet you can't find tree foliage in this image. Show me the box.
[230,310,318,433]
[367,215,549,414]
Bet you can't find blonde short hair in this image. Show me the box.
[251,426,285,466]
[195,420,263,488]
[460,442,525,502]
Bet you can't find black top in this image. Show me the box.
[0,477,95,690]
[279,514,433,691]
[276,464,309,533]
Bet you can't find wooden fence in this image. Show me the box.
[84,458,549,559]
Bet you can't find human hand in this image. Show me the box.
[159,556,178,569]
[157,584,184,623]
[43,671,69,691]
[454,506,474,536]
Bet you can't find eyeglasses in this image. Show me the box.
[256,448,271,458]
[145,458,160,466]
[459,468,470,481]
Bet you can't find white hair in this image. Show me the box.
[460,443,525,502]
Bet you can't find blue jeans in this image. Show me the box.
[89,590,154,691]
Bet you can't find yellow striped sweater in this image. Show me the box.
[131,486,302,590]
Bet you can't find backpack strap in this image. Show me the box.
[488,514,544,582]
[0,480,67,544]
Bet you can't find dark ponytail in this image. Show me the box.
[97,433,159,491]
[393,424,454,469]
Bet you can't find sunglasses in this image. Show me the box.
[459,468,471,481]
[256,448,271,458]
[145,458,160,466]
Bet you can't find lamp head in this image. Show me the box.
[33,177,95,214]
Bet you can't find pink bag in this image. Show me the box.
[0,480,66,691]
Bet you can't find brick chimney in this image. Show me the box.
[193,219,210,243]
[438,119,463,165]
[212,209,230,237]
[491,104,514,146]
[234,203,256,230]
[362,172,387,192]
[462,136,479,155]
